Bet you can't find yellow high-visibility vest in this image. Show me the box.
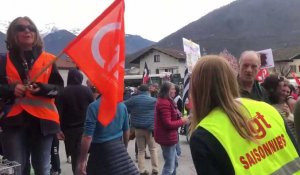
[197,98,300,175]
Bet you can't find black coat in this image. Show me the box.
[56,68,94,131]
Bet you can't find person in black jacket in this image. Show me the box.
[238,50,269,102]
[0,16,64,175]
[174,85,183,156]
[174,85,183,113]
[56,68,94,174]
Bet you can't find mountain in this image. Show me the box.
[40,25,60,38]
[43,31,155,60]
[125,34,155,54]
[0,30,155,62]
[156,0,300,57]
[0,32,5,53]
[44,29,76,59]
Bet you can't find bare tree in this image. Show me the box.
[219,49,238,75]
[274,62,291,77]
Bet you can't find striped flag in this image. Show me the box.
[142,62,150,84]
[182,67,190,107]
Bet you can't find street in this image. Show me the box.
[59,135,197,175]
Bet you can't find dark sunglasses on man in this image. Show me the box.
[15,24,36,32]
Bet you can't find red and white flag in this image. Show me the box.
[291,72,300,86]
[256,68,269,82]
[142,62,150,84]
[63,0,125,126]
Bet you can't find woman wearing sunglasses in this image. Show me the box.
[0,16,64,175]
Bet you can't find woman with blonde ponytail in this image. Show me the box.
[189,55,300,175]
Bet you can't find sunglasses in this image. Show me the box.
[15,24,36,32]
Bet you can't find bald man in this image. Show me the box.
[238,50,269,101]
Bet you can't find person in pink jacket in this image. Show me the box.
[154,81,188,175]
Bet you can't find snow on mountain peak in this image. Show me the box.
[0,20,9,34]
[0,21,81,37]
[40,23,59,37]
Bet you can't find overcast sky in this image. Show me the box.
[1,0,235,42]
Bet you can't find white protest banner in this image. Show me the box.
[257,48,274,68]
[182,38,201,73]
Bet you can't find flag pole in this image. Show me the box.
[30,51,64,83]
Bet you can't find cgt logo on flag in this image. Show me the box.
[92,23,122,80]
[64,0,125,126]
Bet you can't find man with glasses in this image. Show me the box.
[238,50,269,102]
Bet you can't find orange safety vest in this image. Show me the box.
[5,52,59,124]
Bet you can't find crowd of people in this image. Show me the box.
[1,16,300,175]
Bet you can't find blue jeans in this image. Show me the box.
[161,144,178,175]
[50,136,61,174]
[2,127,53,175]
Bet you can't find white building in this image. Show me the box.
[272,46,300,79]
[56,57,88,86]
[127,46,186,78]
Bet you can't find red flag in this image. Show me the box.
[291,72,300,86]
[256,68,269,82]
[63,0,125,126]
[142,62,150,84]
